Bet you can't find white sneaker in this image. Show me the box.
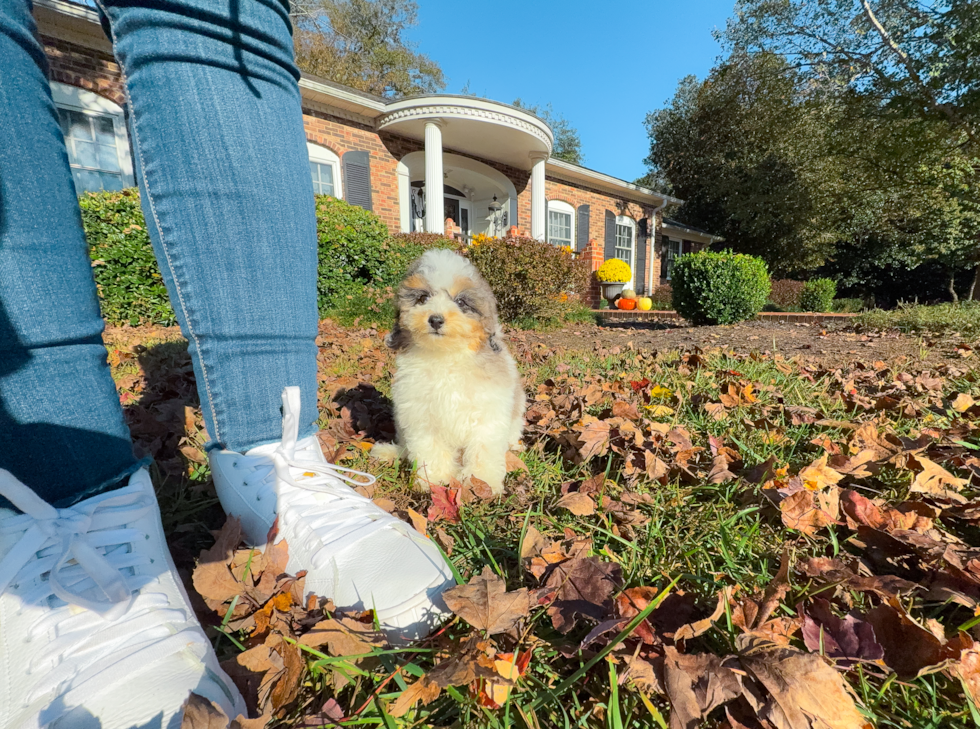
[209,387,456,644]
[0,468,245,729]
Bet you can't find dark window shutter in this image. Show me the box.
[603,210,616,262]
[342,150,373,211]
[576,204,590,252]
[636,218,649,294]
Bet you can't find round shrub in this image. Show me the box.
[671,250,771,325]
[79,189,175,326]
[595,259,632,283]
[799,278,837,313]
[466,235,591,322]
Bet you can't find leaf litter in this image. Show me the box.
[107,321,980,727]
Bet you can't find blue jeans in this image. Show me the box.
[0,0,319,507]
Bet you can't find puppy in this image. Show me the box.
[375,249,525,494]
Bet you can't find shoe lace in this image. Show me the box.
[0,469,208,707]
[237,387,415,569]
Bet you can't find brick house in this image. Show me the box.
[33,0,721,305]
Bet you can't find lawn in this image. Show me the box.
[107,318,980,729]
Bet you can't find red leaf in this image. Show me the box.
[428,484,461,523]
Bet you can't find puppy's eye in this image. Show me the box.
[455,297,476,313]
[415,292,429,305]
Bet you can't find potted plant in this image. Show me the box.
[595,260,632,303]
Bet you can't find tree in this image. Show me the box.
[722,0,980,295]
[512,99,583,165]
[292,0,445,99]
[644,51,980,284]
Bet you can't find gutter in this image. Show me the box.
[647,197,671,294]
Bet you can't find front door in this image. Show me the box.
[444,196,471,238]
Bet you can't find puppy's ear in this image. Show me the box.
[385,314,412,351]
[487,327,503,353]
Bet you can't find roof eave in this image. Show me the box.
[545,158,683,207]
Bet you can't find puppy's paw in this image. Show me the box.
[371,442,402,463]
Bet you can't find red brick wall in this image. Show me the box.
[543,178,661,305]
[38,32,669,305]
[41,34,126,107]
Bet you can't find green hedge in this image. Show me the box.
[671,250,771,325]
[799,278,837,313]
[80,189,176,326]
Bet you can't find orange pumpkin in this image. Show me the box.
[616,297,637,310]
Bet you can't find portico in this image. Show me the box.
[378,96,553,238]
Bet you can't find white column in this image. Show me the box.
[396,163,411,233]
[424,119,446,234]
[529,152,548,240]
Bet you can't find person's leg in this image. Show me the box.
[0,0,142,507]
[97,0,320,455]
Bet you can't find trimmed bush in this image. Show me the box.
[799,278,837,312]
[769,279,805,311]
[80,189,175,326]
[466,235,591,322]
[671,250,771,325]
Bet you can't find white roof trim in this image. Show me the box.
[298,77,386,118]
[36,0,100,22]
[546,158,682,206]
[662,222,724,243]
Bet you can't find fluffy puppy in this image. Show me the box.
[376,249,525,494]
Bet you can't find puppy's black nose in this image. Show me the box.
[428,314,444,331]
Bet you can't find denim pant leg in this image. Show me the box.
[99,0,320,454]
[0,0,142,506]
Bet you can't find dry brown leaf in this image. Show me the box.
[442,565,530,635]
[556,491,596,516]
[674,588,730,641]
[299,617,387,658]
[662,646,742,729]
[780,490,837,536]
[545,556,622,633]
[909,456,969,503]
[192,519,245,606]
[737,635,871,729]
[505,451,529,473]
[388,676,441,717]
[180,694,231,729]
[406,508,427,537]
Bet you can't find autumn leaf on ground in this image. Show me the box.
[555,490,596,516]
[299,615,387,658]
[443,565,530,635]
[661,646,742,729]
[952,393,976,413]
[505,451,529,473]
[780,489,838,536]
[544,555,622,633]
[799,453,843,491]
[226,633,304,715]
[388,675,440,718]
[192,518,245,608]
[476,650,532,709]
[799,597,884,667]
[613,586,660,644]
[908,455,969,503]
[428,483,461,522]
[864,597,959,677]
[179,693,269,729]
[737,635,871,729]
[948,634,980,712]
[719,382,757,408]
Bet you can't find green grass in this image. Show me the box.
[858,301,980,335]
[114,324,980,728]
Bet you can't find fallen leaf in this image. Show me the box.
[909,455,969,503]
[428,484,461,523]
[556,491,596,516]
[952,393,976,413]
[505,451,529,473]
[442,565,530,635]
[180,694,231,729]
[799,597,884,667]
[406,508,427,537]
[737,635,871,729]
[780,489,837,536]
[799,453,843,491]
[662,646,742,729]
[864,598,951,677]
[192,519,245,606]
[545,556,623,633]
[388,675,440,717]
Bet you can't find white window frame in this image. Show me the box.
[307,142,342,198]
[614,215,636,288]
[664,237,682,281]
[547,199,575,249]
[51,82,135,191]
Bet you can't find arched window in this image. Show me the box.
[50,82,134,194]
[547,200,575,248]
[307,143,342,198]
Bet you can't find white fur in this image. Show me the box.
[379,250,525,494]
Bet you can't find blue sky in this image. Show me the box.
[409,1,735,184]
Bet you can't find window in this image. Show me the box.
[59,109,125,192]
[547,200,575,249]
[664,238,682,280]
[307,143,342,198]
[51,82,134,195]
[615,215,635,271]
